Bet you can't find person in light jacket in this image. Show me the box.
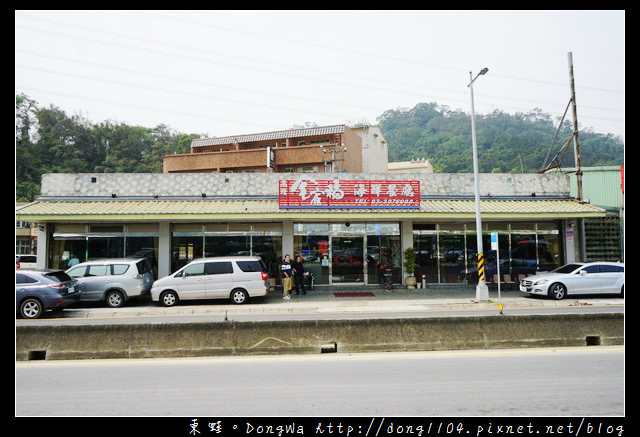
[281,254,293,300]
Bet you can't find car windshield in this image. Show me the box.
[551,263,583,274]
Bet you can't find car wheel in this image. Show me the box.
[548,283,567,300]
[160,290,178,307]
[230,288,248,304]
[106,290,125,308]
[20,298,43,319]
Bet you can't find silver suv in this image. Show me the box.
[66,258,153,307]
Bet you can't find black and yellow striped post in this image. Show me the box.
[476,252,485,283]
[475,250,489,301]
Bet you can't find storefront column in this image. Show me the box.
[400,220,413,285]
[158,222,171,278]
[564,219,578,263]
[282,220,294,258]
[36,224,48,269]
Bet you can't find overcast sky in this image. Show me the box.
[15,10,625,142]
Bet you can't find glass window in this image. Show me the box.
[126,236,159,278]
[205,235,250,257]
[206,262,233,275]
[252,235,281,279]
[173,225,282,277]
[583,265,600,274]
[88,236,123,259]
[112,264,130,275]
[294,234,329,285]
[88,265,109,277]
[16,274,37,284]
[51,235,87,269]
[330,223,366,234]
[414,233,438,283]
[66,265,87,278]
[183,262,205,277]
[600,264,623,273]
[413,222,565,284]
[171,235,204,272]
[365,223,400,235]
[236,260,266,272]
[294,223,330,234]
[16,240,32,254]
[439,232,466,283]
[366,235,401,284]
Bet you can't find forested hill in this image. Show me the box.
[378,102,623,173]
[16,95,624,202]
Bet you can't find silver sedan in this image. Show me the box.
[519,262,624,300]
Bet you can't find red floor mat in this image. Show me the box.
[334,292,376,297]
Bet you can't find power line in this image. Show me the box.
[15,12,624,135]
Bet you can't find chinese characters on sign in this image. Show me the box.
[279,177,420,209]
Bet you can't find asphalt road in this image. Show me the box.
[15,346,624,417]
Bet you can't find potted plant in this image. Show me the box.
[403,247,417,289]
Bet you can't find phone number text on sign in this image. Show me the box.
[278,177,420,209]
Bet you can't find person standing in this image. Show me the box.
[292,255,307,295]
[281,254,293,300]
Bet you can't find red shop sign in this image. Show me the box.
[278,178,420,209]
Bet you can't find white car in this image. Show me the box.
[519,262,624,300]
[151,256,269,306]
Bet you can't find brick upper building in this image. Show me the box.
[162,124,388,174]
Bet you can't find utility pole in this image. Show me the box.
[568,52,582,201]
[469,68,490,302]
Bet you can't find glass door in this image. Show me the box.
[331,236,364,284]
[294,234,329,286]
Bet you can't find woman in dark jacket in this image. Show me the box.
[292,255,307,295]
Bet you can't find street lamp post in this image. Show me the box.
[468,68,489,302]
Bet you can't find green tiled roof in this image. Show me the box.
[15,198,606,222]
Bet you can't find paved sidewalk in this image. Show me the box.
[59,284,624,319]
[262,284,623,309]
[269,284,509,302]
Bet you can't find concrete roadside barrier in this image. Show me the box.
[16,312,623,361]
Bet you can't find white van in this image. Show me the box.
[151,256,269,306]
[16,254,38,269]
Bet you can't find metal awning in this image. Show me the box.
[16,198,607,222]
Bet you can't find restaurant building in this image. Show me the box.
[15,171,606,289]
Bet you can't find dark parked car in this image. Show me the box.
[16,269,82,319]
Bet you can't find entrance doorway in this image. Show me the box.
[330,236,364,284]
[293,223,401,287]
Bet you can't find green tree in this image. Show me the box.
[36,106,99,173]
[93,122,154,173]
[379,102,624,172]
[15,94,40,201]
[139,124,196,172]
